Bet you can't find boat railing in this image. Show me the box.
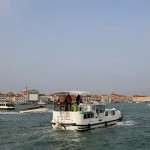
[53,102,88,112]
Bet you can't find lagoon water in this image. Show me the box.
[0,103,150,150]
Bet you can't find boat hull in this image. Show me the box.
[51,108,123,131]
[0,107,15,110]
[51,116,122,131]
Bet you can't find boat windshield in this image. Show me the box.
[92,105,105,113]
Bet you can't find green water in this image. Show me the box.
[0,103,149,150]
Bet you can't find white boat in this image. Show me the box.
[51,98,123,131]
[38,100,47,105]
[20,105,48,113]
[0,100,15,110]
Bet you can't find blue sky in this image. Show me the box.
[0,0,150,95]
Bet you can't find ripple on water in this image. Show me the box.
[0,104,150,150]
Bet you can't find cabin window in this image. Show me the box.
[111,111,115,116]
[91,113,94,118]
[99,105,105,113]
[6,104,14,107]
[92,106,96,111]
[96,109,99,115]
[100,109,103,113]
[95,105,105,114]
[0,104,5,106]
[105,111,108,116]
[83,112,94,119]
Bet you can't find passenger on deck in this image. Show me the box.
[57,99,60,105]
[64,99,69,111]
[78,102,84,111]
[72,102,78,112]
[65,93,72,104]
[76,94,83,105]
[55,106,59,111]
[54,99,60,111]
[64,93,72,111]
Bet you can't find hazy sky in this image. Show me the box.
[0,0,150,95]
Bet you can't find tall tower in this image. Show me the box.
[25,86,28,92]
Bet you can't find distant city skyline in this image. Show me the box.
[0,0,150,96]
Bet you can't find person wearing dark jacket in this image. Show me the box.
[64,99,69,111]
[76,94,82,105]
[64,93,72,111]
[65,93,72,104]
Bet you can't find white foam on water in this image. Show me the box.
[19,110,50,114]
[0,111,20,115]
[116,120,136,126]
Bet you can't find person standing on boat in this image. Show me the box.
[64,98,69,111]
[76,94,82,105]
[55,99,60,111]
[65,93,72,111]
[54,100,57,111]
[72,102,78,112]
[65,93,72,103]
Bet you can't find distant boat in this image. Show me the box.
[20,106,48,113]
[38,100,47,105]
[0,100,15,110]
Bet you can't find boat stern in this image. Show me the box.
[51,111,84,130]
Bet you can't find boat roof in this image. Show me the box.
[53,90,91,96]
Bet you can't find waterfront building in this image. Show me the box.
[81,94,97,102]
[109,93,130,103]
[48,94,59,102]
[101,95,111,103]
[132,95,150,103]
[12,94,23,104]
[0,94,7,101]
[6,92,15,101]
[39,94,49,102]
[28,89,39,103]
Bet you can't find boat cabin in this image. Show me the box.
[0,100,15,110]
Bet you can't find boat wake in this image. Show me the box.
[0,111,20,115]
[116,120,136,126]
[19,110,50,114]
